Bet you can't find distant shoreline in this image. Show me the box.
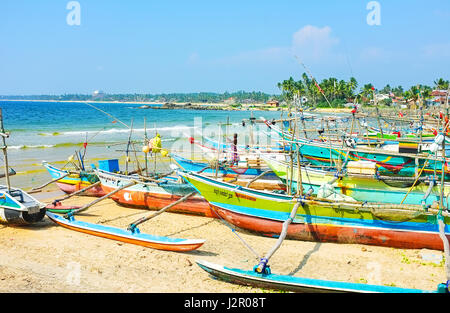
[0,98,352,113]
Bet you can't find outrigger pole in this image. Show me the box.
[28,172,70,194]
[127,191,197,233]
[254,200,302,274]
[64,180,138,218]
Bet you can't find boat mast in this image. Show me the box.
[0,108,11,191]
[440,87,450,208]
[372,87,384,139]
[144,117,149,176]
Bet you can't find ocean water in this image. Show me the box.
[0,100,286,189]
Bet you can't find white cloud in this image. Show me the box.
[359,47,391,61]
[422,43,450,57]
[211,46,288,66]
[291,25,340,61]
[187,52,200,65]
[185,25,341,67]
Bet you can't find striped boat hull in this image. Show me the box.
[181,172,450,251]
[96,169,216,218]
[43,162,106,197]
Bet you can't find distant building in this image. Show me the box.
[266,100,279,107]
[224,97,236,105]
[92,90,105,99]
[375,93,390,102]
[429,90,449,106]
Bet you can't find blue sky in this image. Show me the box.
[0,0,449,95]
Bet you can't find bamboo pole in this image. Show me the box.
[255,201,302,274]
[245,170,274,188]
[127,191,197,231]
[216,123,222,178]
[66,180,137,217]
[144,117,149,177]
[28,173,70,194]
[125,119,134,175]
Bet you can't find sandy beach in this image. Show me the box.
[0,185,446,294]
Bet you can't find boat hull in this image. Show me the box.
[43,162,106,197]
[54,181,105,197]
[262,155,449,206]
[0,207,46,224]
[210,203,448,250]
[171,154,276,178]
[181,172,450,251]
[0,186,46,224]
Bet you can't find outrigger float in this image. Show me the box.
[0,108,46,225]
[195,260,445,293]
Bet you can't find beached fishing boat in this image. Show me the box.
[0,186,46,224]
[0,108,46,224]
[42,161,106,197]
[180,171,450,251]
[96,163,286,218]
[95,167,215,217]
[261,155,450,206]
[45,160,207,252]
[263,117,450,178]
[190,132,284,154]
[170,153,277,178]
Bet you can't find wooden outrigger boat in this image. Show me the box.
[42,161,105,197]
[189,93,450,293]
[185,169,450,292]
[96,167,215,218]
[45,176,206,252]
[263,118,450,179]
[96,161,286,218]
[0,108,46,224]
[171,153,276,179]
[180,171,450,251]
[261,154,450,206]
[0,185,46,224]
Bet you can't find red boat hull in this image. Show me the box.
[212,204,449,251]
[56,182,106,197]
[101,185,217,218]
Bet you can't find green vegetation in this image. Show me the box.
[1,77,448,108]
[0,91,275,104]
[277,75,449,107]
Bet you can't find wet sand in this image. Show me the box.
[0,187,446,293]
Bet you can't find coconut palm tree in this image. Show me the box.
[434,78,449,90]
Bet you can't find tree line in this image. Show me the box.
[0,91,273,104]
[1,77,448,106]
[277,75,449,107]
